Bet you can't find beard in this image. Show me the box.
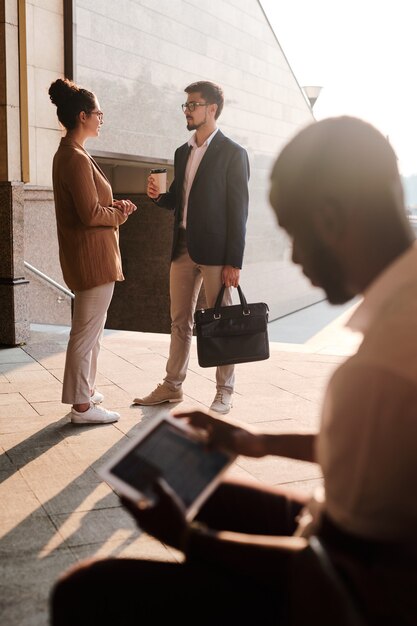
[186,117,207,131]
[310,240,353,305]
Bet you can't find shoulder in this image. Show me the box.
[328,351,417,402]
[214,133,249,178]
[216,131,247,156]
[55,144,93,184]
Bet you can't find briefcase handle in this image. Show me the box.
[214,285,250,319]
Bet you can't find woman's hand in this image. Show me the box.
[172,410,266,458]
[112,199,137,217]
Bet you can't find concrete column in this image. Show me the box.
[0,181,29,344]
[0,0,29,344]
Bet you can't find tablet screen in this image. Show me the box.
[109,420,232,510]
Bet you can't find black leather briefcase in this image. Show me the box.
[194,285,269,368]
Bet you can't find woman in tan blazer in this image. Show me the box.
[49,78,136,425]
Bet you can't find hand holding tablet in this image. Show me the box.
[120,478,188,549]
[173,410,266,458]
[99,415,236,524]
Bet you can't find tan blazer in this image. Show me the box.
[52,136,127,291]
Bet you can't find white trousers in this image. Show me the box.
[62,282,115,405]
[164,235,235,393]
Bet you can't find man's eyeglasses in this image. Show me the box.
[90,110,104,121]
[181,102,209,113]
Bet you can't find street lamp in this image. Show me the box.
[302,85,323,109]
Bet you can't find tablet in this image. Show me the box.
[99,415,236,520]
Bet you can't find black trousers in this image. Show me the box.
[51,478,307,626]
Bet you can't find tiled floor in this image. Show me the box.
[0,313,361,625]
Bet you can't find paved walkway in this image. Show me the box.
[0,309,361,625]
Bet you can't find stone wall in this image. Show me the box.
[21,0,324,331]
[26,0,64,187]
[0,182,29,344]
[76,0,323,322]
[24,186,71,325]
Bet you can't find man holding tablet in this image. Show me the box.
[51,118,417,625]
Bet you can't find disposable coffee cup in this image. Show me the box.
[150,168,167,194]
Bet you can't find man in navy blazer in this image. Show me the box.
[134,81,249,414]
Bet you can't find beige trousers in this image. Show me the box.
[62,282,114,405]
[164,235,235,393]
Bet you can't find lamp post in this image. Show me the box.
[302,85,323,109]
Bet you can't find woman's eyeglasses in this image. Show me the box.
[90,110,104,121]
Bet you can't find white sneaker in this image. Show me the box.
[90,390,104,404]
[210,391,233,415]
[71,403,120,424]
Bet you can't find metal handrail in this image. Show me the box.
[24,262,74,299]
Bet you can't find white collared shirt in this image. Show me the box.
[315,242,417,541]
[180,128,219,229]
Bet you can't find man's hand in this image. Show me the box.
[222,265,240,288]
[172,410,266,458]
[147,175,161,199]
[120,478,188,549]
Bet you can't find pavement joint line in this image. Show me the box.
[100,345,156,370]
[267,382,321,402]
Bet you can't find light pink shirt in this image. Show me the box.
[180,128,219,229]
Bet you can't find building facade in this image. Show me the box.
[0,0,321,344]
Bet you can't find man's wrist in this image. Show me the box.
[256,433,268,457]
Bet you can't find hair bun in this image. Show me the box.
[48,78,78,108]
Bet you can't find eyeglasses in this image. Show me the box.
[181,102,209,113]
[90,110,104,121]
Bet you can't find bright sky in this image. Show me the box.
[260,0,417,176]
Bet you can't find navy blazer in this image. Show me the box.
[156,130,249,268]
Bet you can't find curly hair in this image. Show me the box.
[49,78,96,130]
